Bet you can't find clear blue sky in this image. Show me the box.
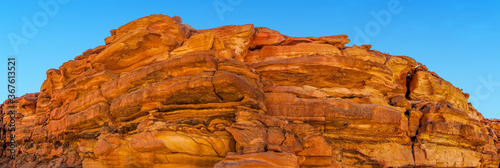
[1,0,499,118]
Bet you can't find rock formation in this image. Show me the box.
[1,14,499,167]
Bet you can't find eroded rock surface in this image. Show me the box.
[0,14,499,168]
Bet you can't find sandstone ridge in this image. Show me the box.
[1,14,499,168]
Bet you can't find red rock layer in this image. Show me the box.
[0,14,499,168]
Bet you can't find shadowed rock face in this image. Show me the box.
[0,14,499,168]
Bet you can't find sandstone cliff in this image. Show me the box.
[1,14,499,168]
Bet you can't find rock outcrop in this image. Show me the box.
[1,14,499,167]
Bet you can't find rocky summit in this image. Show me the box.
[1,14,499,168]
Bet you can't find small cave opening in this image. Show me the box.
[54,141,62,148]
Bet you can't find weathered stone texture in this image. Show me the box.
[1,14,498,168]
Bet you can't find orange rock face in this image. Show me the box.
[1,14,499,167]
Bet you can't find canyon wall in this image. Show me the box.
[1,14,499,167]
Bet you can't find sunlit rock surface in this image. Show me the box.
[1,14,499,168]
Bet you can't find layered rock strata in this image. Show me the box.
[0,15,499,168]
